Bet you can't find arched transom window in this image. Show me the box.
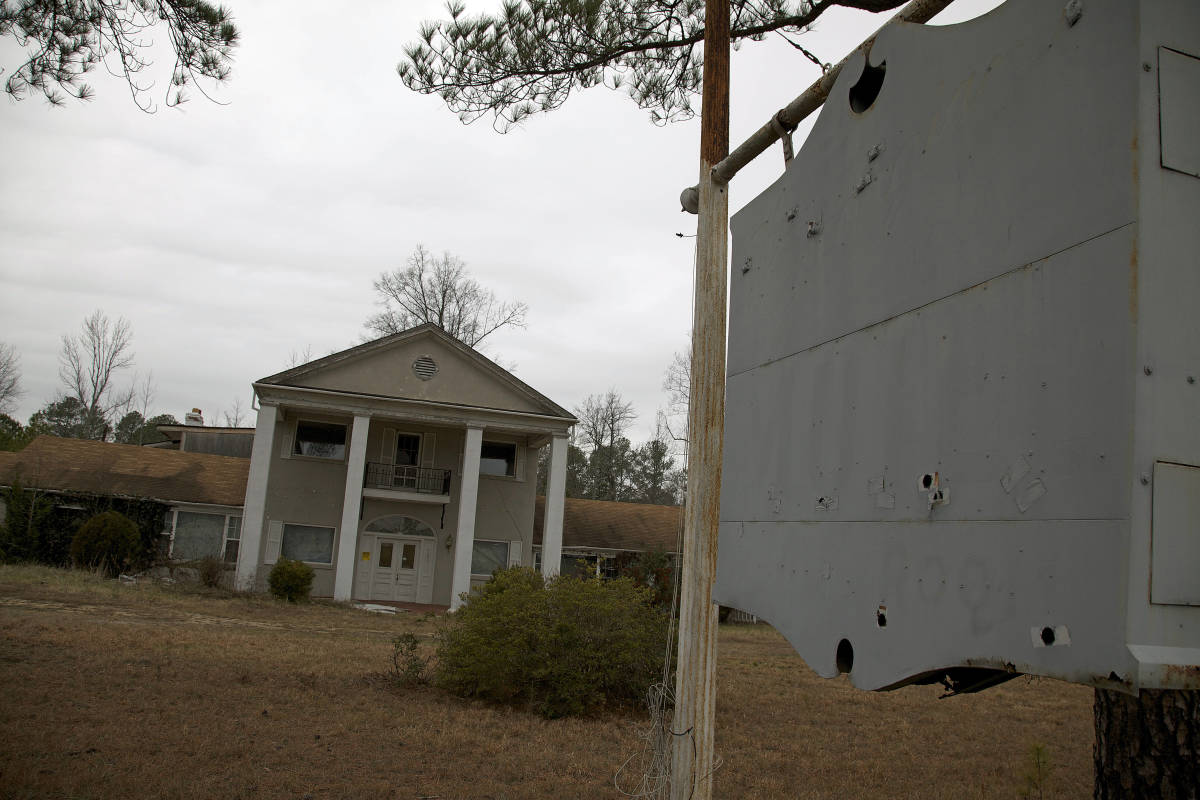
[365,515,435,537]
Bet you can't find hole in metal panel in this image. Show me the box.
[849,60,886,113]
[836,638,855,674]
[1040,626,1056,646]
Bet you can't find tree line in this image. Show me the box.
[0,310,246,452]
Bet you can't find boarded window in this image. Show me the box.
[173,511,226,560]
[471,540,509,576]
[281,524,335,564]
[293,421,346,459]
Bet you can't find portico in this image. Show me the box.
[234,324,576,606]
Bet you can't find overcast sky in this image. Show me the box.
[0,0,1001,442]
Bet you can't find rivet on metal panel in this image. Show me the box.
[1140,473,1151,486]
[786,207,797,222]
[1144,364,1154,376]
[741,257,753,275]
[855,171,874,194]
[1187,376,1195,384]
[806,220,821,238]
[1143,62,1153,72]
[867,143,885,162]
[1063,0,1082,27]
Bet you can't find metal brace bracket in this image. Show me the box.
[770,112,795,165]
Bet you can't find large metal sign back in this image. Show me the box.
[716,0,1200,693]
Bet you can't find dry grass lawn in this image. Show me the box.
[0,564,1094,799]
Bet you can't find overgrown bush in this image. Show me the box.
[435,567,669,718]
[196,555,225,588]
[389,632,429,688]
[620,548,677,609]
[267,558,314,602]
[69,511,141,576]
[0,479,165,568]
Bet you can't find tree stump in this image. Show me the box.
[1093,688,1199,799]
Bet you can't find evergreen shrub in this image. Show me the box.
[69,511,141,576]
[434,566,668,718]
[268,558,314,602]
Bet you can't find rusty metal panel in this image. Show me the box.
[717,0,1200,693]
[1159,47,1200,178]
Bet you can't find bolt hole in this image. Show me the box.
[836,638,854,674]
[1040,627,1055,646]
[849,59,886,113]
[876,609,887,628]
[922,473,933,489]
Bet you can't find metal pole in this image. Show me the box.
[679,0,957,210]
[670,0,728,797]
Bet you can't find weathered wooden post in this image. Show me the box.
[670,1,729,798]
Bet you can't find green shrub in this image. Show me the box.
[196,555,225,588]
[434,566,669,718]
[69,511,140,576]
[389,632,429,688]
[267,558,314,602]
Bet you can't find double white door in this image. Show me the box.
[369,536,434,603]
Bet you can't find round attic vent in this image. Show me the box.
[412,355,438,381]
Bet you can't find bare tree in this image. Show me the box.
[0,342,22,415]
[366,245,527,348]
[575,389,637,453]
[223,397,245,427]
[285,344,314,369]
[58,310,135,440]
[661,345,691,449]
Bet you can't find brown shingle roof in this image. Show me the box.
[0,436,249,507]
[533,496,682,554]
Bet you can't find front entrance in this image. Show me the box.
[369,536,434,603]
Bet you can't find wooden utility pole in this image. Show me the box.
[670,1,729,798]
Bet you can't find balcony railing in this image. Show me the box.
[364,462,452,495]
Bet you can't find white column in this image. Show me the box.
[235,403,277,591]
[541,434,568,579]
[333,414,371,602]
[450,426,483,611]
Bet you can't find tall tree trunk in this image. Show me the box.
[1093,688,1199,799]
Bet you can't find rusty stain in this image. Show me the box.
[1163,662,1200,690]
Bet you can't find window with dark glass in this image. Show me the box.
[293,420,346,459]
[395,434,421,466]
[479,441,516,477]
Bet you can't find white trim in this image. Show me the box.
[450,427,483,610]
[541,434,568,579]
[236,403,277,590]
[334,414,371,601]
[254,382,575,434]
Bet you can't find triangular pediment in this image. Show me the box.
[257,325,572,419]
